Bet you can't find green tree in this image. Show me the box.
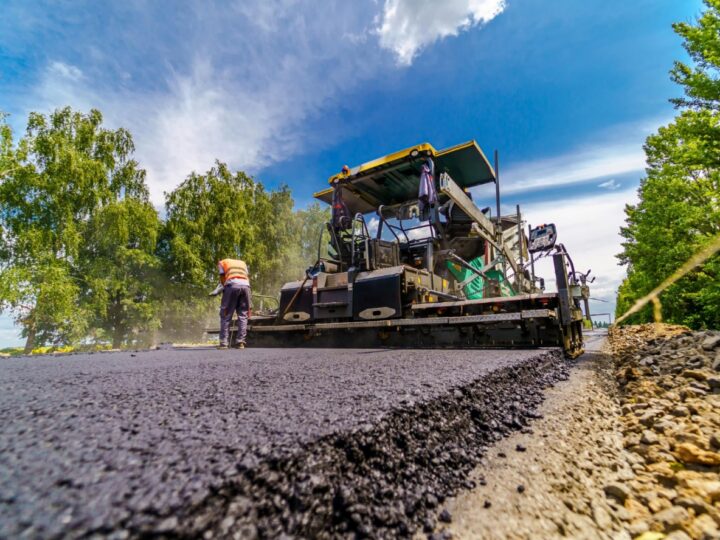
[0,107,159,350]
[295,201,331,265]
[163,161,286,290]
[81,198,162,347]
[159,162,299,339]
[158,163,333,341]
[617,0,720,328]
[0,112,15,269]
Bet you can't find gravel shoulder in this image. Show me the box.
[609,325,720,539]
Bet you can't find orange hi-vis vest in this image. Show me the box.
[219,258,249,285]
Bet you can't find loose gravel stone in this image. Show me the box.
[665,530,692,540]
[641,429,659,445]
[653,505,689,529]
[591,501,612,529]
[604,483,630,503]
[438,509,452,523]
[701,335,720,351]
[609,324,720,538]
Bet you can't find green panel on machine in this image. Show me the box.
[447,257,486,300]
[446,257,516,299]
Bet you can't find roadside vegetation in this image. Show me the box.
[0,109,329,353]
[616,0,720,328]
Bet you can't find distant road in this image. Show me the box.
[0,347,562,538]
[582,328,609,352]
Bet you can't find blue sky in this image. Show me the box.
[0,0,705,346]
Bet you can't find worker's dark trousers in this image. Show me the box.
[219,282,251,346]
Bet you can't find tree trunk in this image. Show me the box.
[23,322,36,354]
[110,298,124,349]
[148,328,158,349]
[112,327,123,349]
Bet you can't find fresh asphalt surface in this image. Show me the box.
[0,347,554,538]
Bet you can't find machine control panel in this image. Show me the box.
[528,223,557,253]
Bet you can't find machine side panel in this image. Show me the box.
[279,285,314,323]
[353,274,403,320]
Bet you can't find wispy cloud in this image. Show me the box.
[35,61,95,116]
[12,1,508,205]
[496,119,659,318]
[47,61,83,82]
[376,0,506,65]
[21,2,387,204]
[503,144,645,193]
[598,178,621,190]
[500,119,665,194]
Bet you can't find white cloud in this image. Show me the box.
[34,57,307,204]
[503,143,645,193]
[35,62,95,116]
[26,1,384,205]
[376,0,506,65]
[22,1,506,205]
[47,61,84,81]
[139,59,310,201]
[598,178,621,190]
[367,216,380,236]
[523,188,639,321]
[500,119,664,193]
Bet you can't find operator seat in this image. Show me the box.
[327,221,370,270]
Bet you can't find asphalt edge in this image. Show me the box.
[112,349,571,539]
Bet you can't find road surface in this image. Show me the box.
[0,347,565,538]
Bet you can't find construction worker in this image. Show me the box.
[331,167,351,229]
[217,258,251,349]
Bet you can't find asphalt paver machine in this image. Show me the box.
[249,141,590,357]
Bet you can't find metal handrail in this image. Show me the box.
[350,213,371,269]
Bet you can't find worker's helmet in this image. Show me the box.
[341,165,350,175]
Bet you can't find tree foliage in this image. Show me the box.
[159,162,328,341]
[295,202,331,265]
[0,108,160,349]
[162,161,300,290]
[0,107,331,349]
[80,198,162,347]
[617,0,720,328]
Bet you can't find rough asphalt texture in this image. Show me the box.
[0,347,566,538]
